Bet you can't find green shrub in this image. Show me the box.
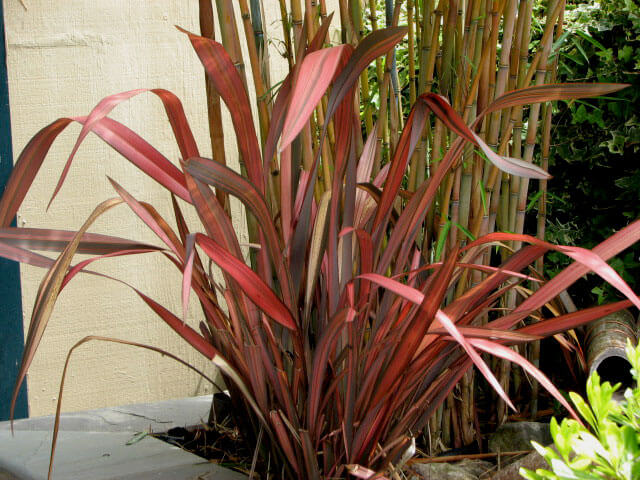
[520,340,640,479]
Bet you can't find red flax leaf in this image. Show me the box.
[120,283,266,427]
[396,261,542,283]
[308,308,350,437]
[518,300,633,338]
[372,94,549,271]
[0,118,72,227]
[0,240,56,269]
[270,411,301,476]
[370,250,458,409]
[0,114,191,223]
[184,156,295,309]
[430,327,542,343]
[304,191,332,321]
[182,234,197,323]
[289,27,407,298]
[80,270,264,424]
[179,27,264,193]
[59,249,162,291]
[48,88,197,208]
[87,117,189,200]
[465,232,640,310]
[483,83,630,117]
[0,227,158,255]
[280,45,351,150]
[108,177,184,259]
[375,95,548,234]
[181,171,260,329]
[262,12,335,177]
[468,338,580,422]
[498,220,640,331]
[49,89,148,208]
[195,233,297,331]
[182,170,243,259]
[326,27,408,121]
[340,227,374,305]
[359,273,515,411]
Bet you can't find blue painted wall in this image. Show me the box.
[0,1,28,421]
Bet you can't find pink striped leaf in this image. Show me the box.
[280,45,351,151]
[179,27,263,193]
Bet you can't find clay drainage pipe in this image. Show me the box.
[585,309,638,394]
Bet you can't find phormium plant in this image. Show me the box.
[0,13,636,480]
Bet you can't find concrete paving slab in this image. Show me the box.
[0,431,246,480]
[0,396,247,480]
[0,395,214,434]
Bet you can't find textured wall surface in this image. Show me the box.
[4,1,244,417]
[4,0,340,417]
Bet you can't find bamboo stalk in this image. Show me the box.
[238,0,270,144]
[531,2,564,417]
[484,0,518,424]
[496,0,564,424]
[250,0,272,112]
[460,365,475,445]
[213,0,263,269]
[338,0,356,44]
[512,0,565,250]
[354,0,374,138]
[386,0,402,153]
[372,0,404,174]
[215,0,249,89]
[419,0,441,253]
[278,0,294,70]
[451,0,485,432]
[199,0,229,212]
[369,0,389,175]
[290,0,304,55]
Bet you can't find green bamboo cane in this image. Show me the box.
[278,0,294,70]
[496,0,564,423]
[353,0,374,138]
[370,0,389,175]
[290,0,304,54]
[420,0,441,253]
[486,0,520,423]
[407,0,419,191]
[513,0,564,250]
[509,0,533,233]
[530,3,564,417]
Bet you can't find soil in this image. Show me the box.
[152,423,259,476]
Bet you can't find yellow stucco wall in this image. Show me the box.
[3,0,340,416]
